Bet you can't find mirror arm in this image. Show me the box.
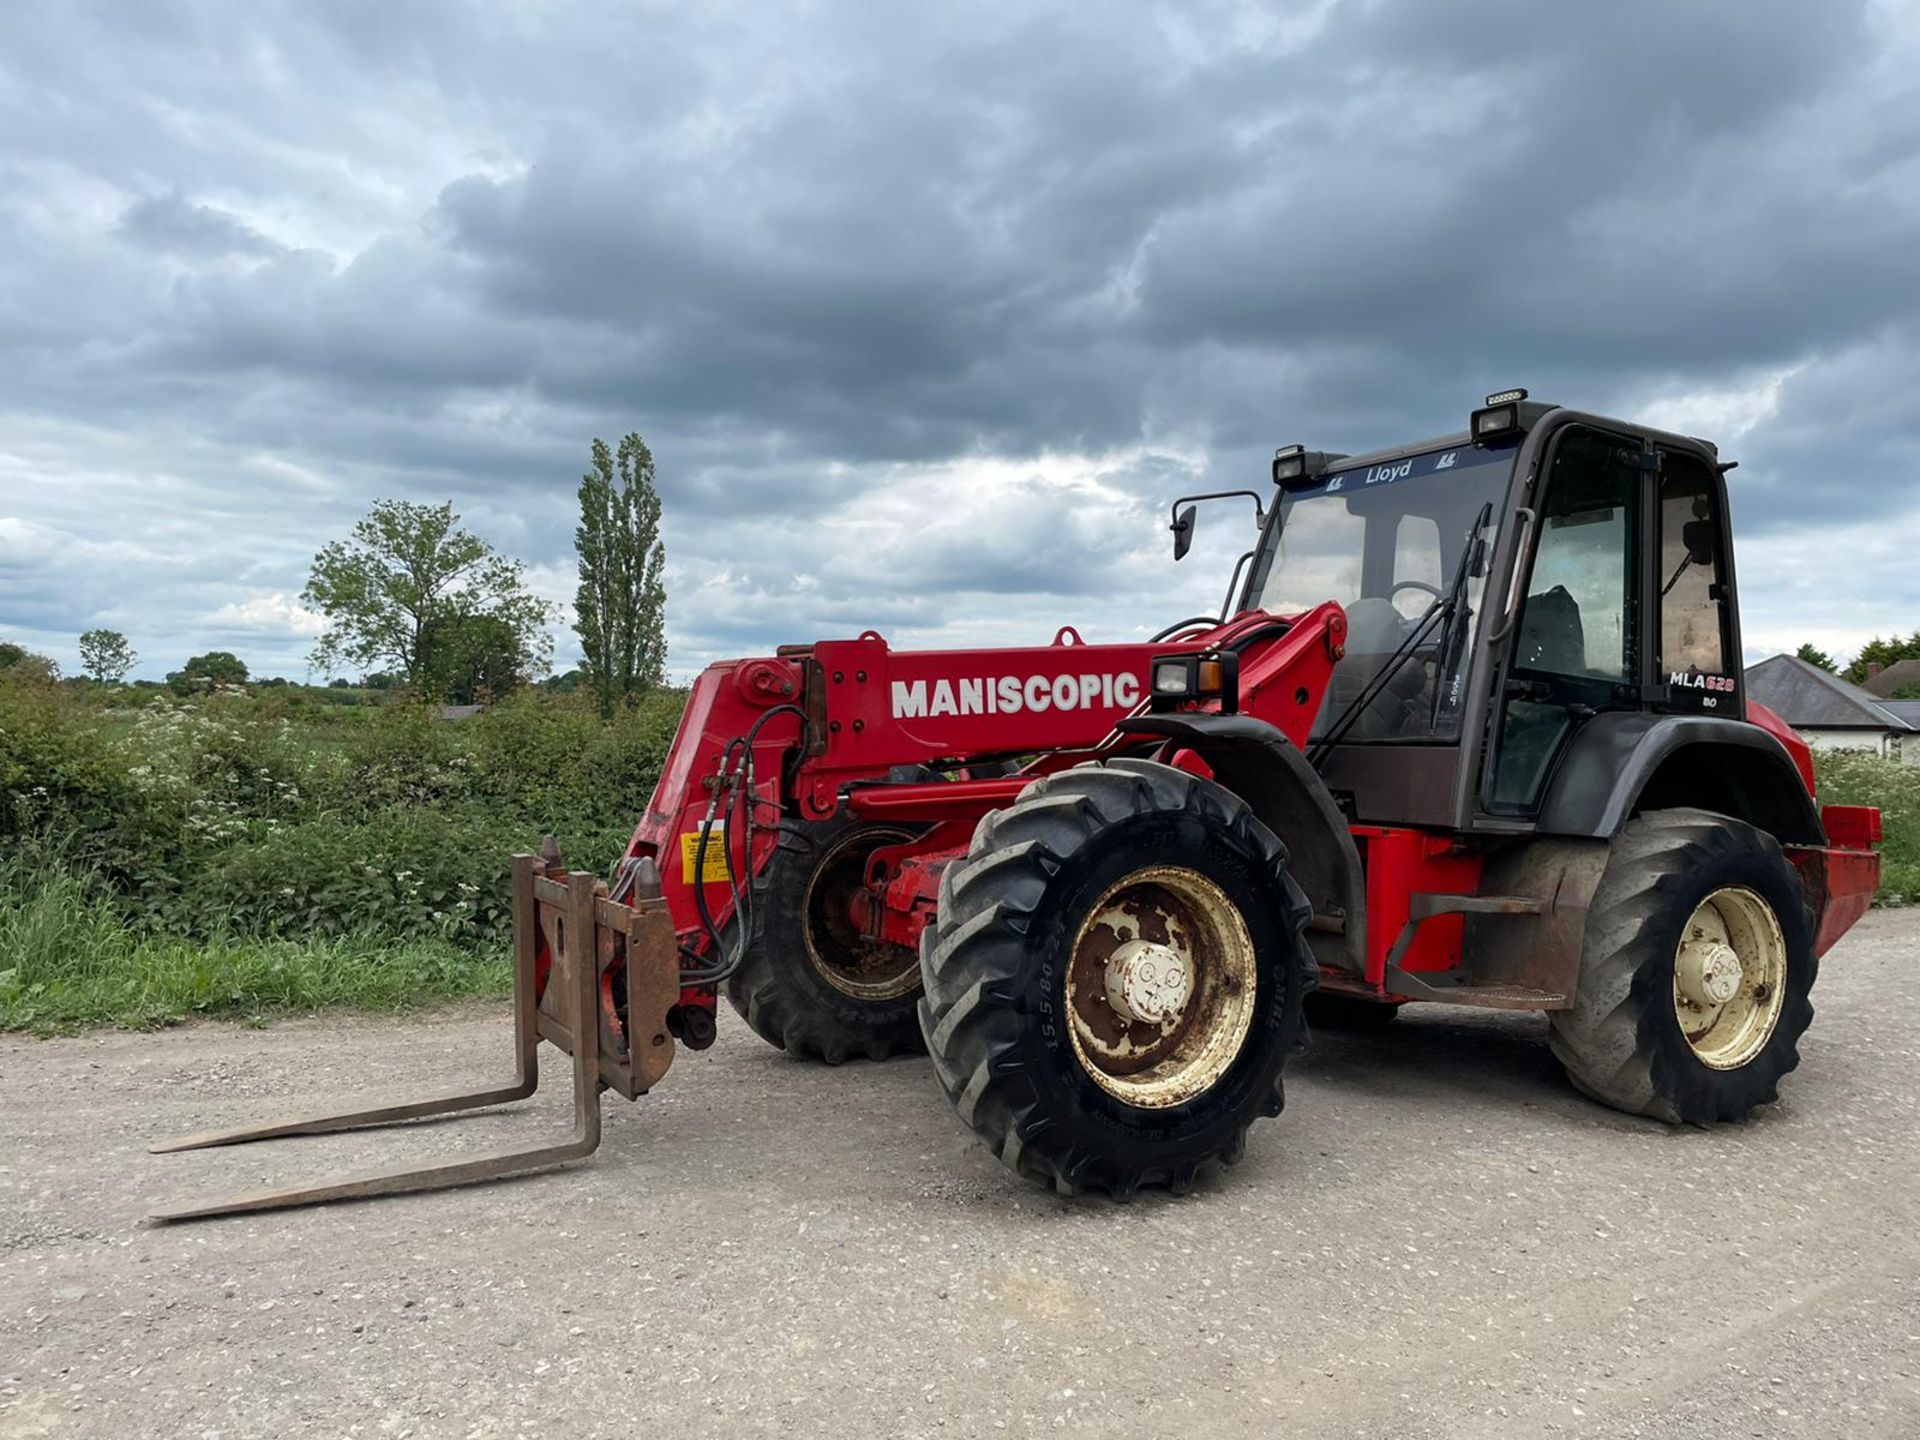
[1166,489,1269,530]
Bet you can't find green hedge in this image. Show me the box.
[0,675,688,1028]
[1813,749,1920,904]
[7,671,1909,1030]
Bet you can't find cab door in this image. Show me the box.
[1647,446,1742,717]
[1483,425,1647,814]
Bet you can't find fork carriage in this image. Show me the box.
[149,847,682,1222]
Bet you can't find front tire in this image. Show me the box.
[723,815,928,1063]
[1549,809,1817,1123]
[918,759,1315,1197]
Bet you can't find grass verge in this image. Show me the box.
[0,866,509,1036]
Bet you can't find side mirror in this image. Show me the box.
[1682,518,1716,566]
[1172,504,1197,561]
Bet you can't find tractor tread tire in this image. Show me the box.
[1547,808,1817,1124]
[723,816,927,1065]
[918,758,1314,1198]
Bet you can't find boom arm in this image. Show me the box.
[624,603,1351,986]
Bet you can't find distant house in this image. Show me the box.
[1859,657,1920,699]
[1744,654,1917,763]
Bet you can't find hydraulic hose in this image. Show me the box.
[679,703,807,985]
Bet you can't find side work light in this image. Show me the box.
[1147,650,1239,714]
[1271,446,1346,491]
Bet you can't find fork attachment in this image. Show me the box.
[148,848,680,1222]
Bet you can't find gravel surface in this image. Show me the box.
[2,909,1916,1439]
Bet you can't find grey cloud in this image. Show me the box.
[2,0,1919,680]
[118,192,286,258]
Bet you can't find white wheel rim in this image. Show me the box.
[1671,886,1788,1070]
[1064,866,1257,1108]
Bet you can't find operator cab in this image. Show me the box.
[1227,392,1742,835]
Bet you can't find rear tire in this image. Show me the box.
[723,815,928,1063]
[1548,809,1816,1123]
[918,759,1315,1197]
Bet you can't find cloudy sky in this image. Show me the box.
[3,0,1918,683]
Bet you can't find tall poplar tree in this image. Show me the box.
[575,433,667,713]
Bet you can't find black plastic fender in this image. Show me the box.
[1535,712,1825,845]
[1117,713,1367,977]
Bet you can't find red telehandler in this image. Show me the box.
[153,391,1881,1218]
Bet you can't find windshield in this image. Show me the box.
[1243,442,1516,742]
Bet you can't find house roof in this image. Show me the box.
[1880,699,1920,728]
[1744,654,1916,731]
[1861,657,1920,697]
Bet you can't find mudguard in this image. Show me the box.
[1535,712,1825,845]
[1117,713,1367,977]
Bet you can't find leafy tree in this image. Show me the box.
[418,613,530,705]
[575,434,667,715]
[0,641,60,682]
[167,650,249,694]
[1793,643,1836,673]
[78,628,138,683]
[303,499,553,697]
[188,650,248,683]
[1843,632,1920,685]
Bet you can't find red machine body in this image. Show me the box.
[627,605,1344,1014]
[623,598,1879,1031]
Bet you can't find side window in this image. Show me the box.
[1489,429,1640,812]
[1658,454,1731,700]
[1514,432,1637,681]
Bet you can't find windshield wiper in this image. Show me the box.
[1429,501,1495,726]
[1306,501,1494,768]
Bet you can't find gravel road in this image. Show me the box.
[3,910,1916,1439]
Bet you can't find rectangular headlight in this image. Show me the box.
[1472,402,1519,438]
[1153,659,1195,696]
[1272,444,1306,484]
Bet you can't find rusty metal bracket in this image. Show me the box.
[1381,843,1609,1011]
[148,852,673,1222]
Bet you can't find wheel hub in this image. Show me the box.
[1675,938,1743,1008]
[802,825,921,1002]
[1104,939,1192,1026]
[1670,886,1789,1071]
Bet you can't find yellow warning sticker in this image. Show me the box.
[680,825,732,883]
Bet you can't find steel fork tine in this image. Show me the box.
[147,860,607,1223]
[147,1116,599,1222]
[148,1077,538,1153]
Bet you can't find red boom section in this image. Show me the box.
[624,605,1350,979]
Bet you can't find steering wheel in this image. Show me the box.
[1388,580,1443,602]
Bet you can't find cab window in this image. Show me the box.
[1658,453,1731,686]
[1514,431,1637,682]
[1488,428,1641,811]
